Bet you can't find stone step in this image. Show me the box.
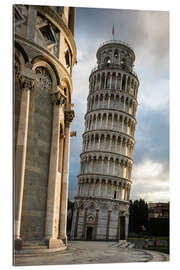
[127,243,135,248]
[23,241,46,246]
[22,245,48,250]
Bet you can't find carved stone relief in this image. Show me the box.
[35,67,52,90]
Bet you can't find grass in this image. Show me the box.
[128,236,169,241]
[145,245,169,254]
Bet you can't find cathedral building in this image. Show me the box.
[71,40,139,241]
[14,5,76,251]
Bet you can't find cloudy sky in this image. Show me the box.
[67,8,169,203]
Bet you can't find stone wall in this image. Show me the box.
[21,80,52,240]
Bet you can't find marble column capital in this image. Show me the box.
[51,88,67,106]
[20,75,34,91]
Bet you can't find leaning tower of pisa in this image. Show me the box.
[71,40,139,241]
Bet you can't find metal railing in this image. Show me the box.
[98,40,134,51]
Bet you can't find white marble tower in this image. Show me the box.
[71,40,139,240]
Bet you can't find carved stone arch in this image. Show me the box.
[32,56,60,85]
[127,76,131,92]
[104,93,108,101]
[33,60,57,91]
[92,113,96,121]
[124,117,127,124]
[124,160,128,167]
[104,56,111,64]
[114,48,119,58]
[95,94,98,101]
[93,74,96,87]
[129,99,133,107]
[122,74,126,90]
[129,119,133,128]
[110,93,114,100]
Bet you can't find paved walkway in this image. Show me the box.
[15,241,169,266]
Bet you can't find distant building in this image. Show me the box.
[148,202,169,220]
[14,5,76,252]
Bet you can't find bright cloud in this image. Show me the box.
[131,159,169,202]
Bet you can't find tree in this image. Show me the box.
[129,199,148,234]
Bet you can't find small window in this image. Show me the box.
[65,50,70,67]
[39,25,56,45]
[114,191,117,199]
[64,88,67,96]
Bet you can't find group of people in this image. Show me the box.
[143,237,158,249]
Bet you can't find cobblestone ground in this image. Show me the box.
[15,241,169,266]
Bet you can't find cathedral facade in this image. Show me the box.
[14,5,76,251]
[71,40,139,240]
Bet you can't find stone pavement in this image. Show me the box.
[14,241,169,266]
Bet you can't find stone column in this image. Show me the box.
[120,73,123,90]
[107,95,110,109]
[93,209,99,240]
[112,159,116,176]
[105,180,108,197]
[125,215,129,240]
[110,72,113,89]
[99,180,102,197]
[59,105,75,244]
[74,208,79,239]
[115,72,118,89]
[93,180,96,196]
[119,186,123,200]
[116,211,121,239]
[14,69,34,248]
[106,210,111,240]
[45,88,67,248]
[82,208,88,239]
[78,183,81,196]
[110,183,113,199]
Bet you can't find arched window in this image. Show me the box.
[104,56,111,65]
[65,50,70,67]
[122,75,126,91]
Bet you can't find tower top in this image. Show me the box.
[98,40,134,52]
[95,40,136,75]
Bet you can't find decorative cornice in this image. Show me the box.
[78,173,132,185]
[85,108,137,123]
[80,150,134,163]
[74,196,130,206]
[82,130,136,144]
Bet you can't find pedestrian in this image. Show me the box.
[143,237,148,249]
[153,238,157,250]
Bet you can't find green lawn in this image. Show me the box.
[145,245,169,254]
[128,236,169,241]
